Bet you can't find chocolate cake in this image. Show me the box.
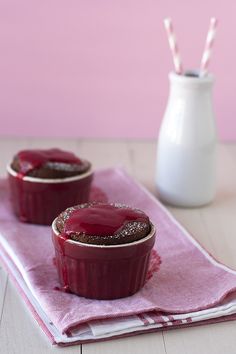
[8,148,93,225]
[11,148,91,179]
[56,202,152,245]
[52,202,156,299]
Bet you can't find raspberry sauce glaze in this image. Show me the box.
[64,204,149,236]
[17,148,82,176]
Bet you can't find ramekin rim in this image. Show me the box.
[52,218,156,249]
[6,163,93,183]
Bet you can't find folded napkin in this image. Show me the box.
[1,168,236,346]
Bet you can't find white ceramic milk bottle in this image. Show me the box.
[156,71,217,207]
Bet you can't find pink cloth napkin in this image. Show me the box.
[1,167,236,345]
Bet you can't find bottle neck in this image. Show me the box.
[169,71,214,95]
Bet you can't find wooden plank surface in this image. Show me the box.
[0,139,236,354]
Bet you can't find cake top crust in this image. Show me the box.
[56,202,152,245]
[11,148,91,178]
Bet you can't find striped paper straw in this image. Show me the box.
[164,18,183,75]
[200,18,218,77]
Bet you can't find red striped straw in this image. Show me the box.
[164,18,183,75]
[200,18,218,77]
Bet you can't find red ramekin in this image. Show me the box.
[7,164,93,225]
[52,219,156,300]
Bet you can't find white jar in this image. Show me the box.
[156,72,217,207]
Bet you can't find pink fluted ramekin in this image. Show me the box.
[52,219,156,300]
[7,164,93,225]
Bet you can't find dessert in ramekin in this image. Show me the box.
[52,202,156,300]
[7,148,93,225]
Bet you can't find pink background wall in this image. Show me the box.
[0,1,235,140]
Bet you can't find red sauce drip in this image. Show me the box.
[55,232,71,293]
[17,148,82,176]
[16,175,27,221]
[64,204,148,236]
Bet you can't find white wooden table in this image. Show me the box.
[1,138,236,354]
